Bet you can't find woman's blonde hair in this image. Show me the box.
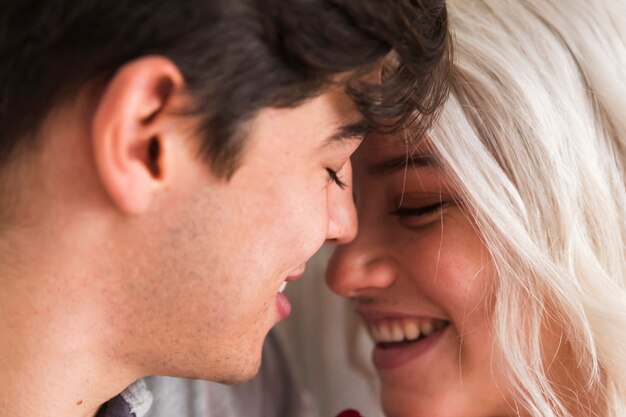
[425,0,626,415]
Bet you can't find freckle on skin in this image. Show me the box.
[77,400,83,405]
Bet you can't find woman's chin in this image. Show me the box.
[381,393,458,417]
[380,382,511,417]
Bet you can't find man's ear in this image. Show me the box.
[92,56,186,214]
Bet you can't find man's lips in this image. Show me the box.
[285,273,303,282]
[279,273,303,293]
[275,270,304,319]
[276,292,291,319]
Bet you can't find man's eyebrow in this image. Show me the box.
[328,119,373,142]
[367,153,440,176]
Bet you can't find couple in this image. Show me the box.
[1,1,624,417]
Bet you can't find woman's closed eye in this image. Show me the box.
[391,201,443,217]
[389,201,448,228]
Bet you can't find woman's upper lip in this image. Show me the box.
[356,307,448,322]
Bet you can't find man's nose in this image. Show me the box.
[325,235,398,298]
[325,163,357,244]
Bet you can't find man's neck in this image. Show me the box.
[0,236,136,417]
[0,347,107,417]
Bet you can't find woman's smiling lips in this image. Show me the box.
[357,309,451,370]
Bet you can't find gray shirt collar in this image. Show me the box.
[98,379,154,417]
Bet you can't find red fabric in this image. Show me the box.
[336,410,363,417]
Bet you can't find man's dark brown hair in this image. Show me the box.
[0,0,451,177]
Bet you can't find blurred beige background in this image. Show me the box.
[276,245,384,417]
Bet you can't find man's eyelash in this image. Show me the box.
[326,168,347,189]
[390,202,444,217]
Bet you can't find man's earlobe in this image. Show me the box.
[92,56,184,214]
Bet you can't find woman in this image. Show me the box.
[326,0,626,416]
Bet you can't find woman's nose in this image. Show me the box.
[326,240,398,298]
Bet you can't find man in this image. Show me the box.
[0,1,450,416]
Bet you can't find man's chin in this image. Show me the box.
[172,355,263,385]
[212,363,262,385]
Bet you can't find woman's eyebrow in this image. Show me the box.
[367,153,440,176]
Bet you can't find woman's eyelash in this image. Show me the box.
[326,168,347,189]
[390,202,444,217]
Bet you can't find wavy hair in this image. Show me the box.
[423,0,626,415]
[0,0,451,178]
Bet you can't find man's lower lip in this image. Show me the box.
[372,325,448,370]
[276,292,291,319]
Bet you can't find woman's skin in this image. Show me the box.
[326,133,595,417]
[326,134,513,417]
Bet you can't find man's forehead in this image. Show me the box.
[237,86,368,160]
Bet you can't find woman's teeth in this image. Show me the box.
[368,319,448,344]
[279,282,287,293]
